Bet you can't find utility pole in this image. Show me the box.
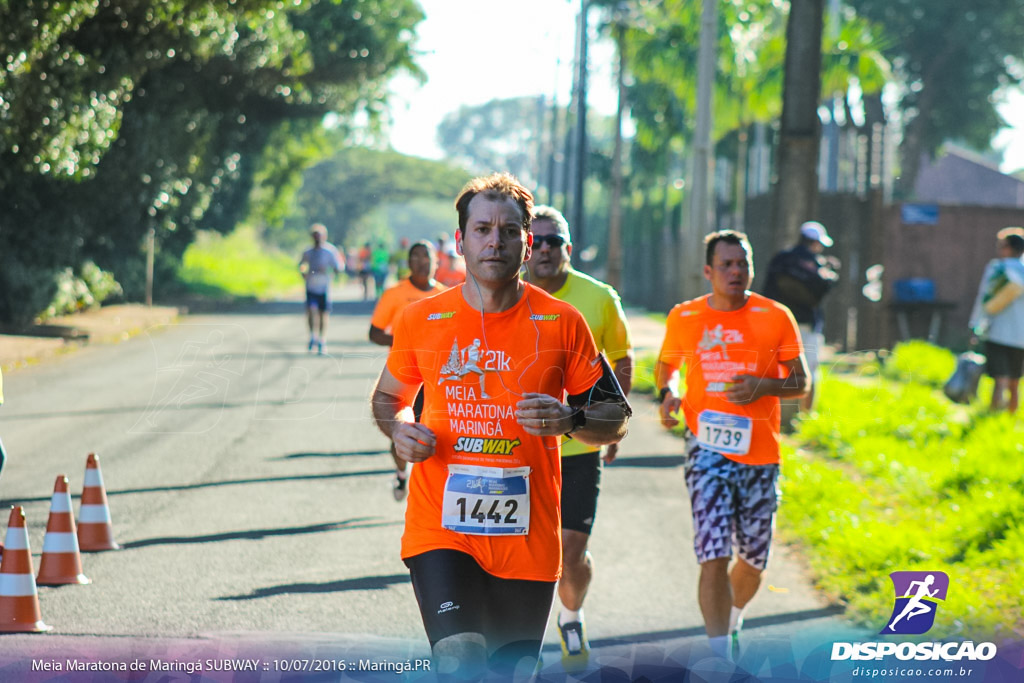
[145,226,155,307]
[683,0,717,301]
[546,63,561,205]
[824,0,841,191]
[560,12,581,219]
[570,0,589,265]
[607,17,626,290]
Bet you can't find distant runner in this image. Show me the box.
[370,173,631,678]
[298,224,343,355]
[369,240,445,500]
[525,204,633,668]
[655,230,808,660]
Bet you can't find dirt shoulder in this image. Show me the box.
[0,304,181,372]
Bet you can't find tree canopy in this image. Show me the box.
[846,0,1024,194]
[0,0,423,325]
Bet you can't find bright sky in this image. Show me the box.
[386,0,616,161]
[387,1,1024,174]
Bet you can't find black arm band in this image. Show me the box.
[658,387,673,403]
[567,354,633,417]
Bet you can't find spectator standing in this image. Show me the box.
[762,221,839,411]
[969,226,1024,413]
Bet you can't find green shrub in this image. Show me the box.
[781,373,1024,636]
[880,339,957,388]
[40,261,123,320]
[178,226,302,299]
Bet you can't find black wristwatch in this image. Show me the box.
[658,387,673,403]
[565,408,587,437]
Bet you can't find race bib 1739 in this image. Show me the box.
[696,410,752,457]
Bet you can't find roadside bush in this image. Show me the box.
[880,339,957,388]
[781,374,1024,636]
[40,261,123,320]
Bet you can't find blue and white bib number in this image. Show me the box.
[696,410,752,456]
[441,465,530,536]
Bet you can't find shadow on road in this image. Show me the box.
[609,454,685,469]
[3,396,366,421]
[279,449,390,460]
[0,469,395,506]
[121,517,400,550]
[579,606,847,649]
[217,573,411,601]
[176,299,378,317]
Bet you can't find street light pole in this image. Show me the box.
[683,0,717,300]
[570,0,589,265]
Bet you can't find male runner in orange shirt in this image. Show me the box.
[369,240,445,500]
[655,230,808,660]
[370,173,631,678]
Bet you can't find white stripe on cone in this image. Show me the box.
[78,504,112,524]
[0,574,39,597]
[41,532,80,554]
[49,494,72,513]
[83,469,104,487]
[2,532,28,551]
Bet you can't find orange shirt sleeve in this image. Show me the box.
[386,306,424,386]
[658,304,689,372]
[370,287,399,330]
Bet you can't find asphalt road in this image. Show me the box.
[0,290,862,680]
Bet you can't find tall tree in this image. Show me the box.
[0,0,423,325]
[848,0,1024,196]
[772,0,824,249]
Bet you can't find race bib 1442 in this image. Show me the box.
[441,465,530,535]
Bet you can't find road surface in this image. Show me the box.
[0,287,861,680]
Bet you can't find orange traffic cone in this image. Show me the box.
[37,475,90,585]
[77,453,119,552]
[0,506,51,632]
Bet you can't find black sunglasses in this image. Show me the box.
[533,234,568,248]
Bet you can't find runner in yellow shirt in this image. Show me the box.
[525,205,633,668]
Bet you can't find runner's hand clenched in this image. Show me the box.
[516,393,573,436]
[392,422,437,463]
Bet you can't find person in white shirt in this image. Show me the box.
[969,226,1024,413]
[298,223,343,355]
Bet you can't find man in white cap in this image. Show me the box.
[762,221,840,411]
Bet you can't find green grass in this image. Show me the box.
[780,370,1023,637]
[178,226,304,299]
[879,339,958,388]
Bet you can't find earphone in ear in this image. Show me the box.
[455,233,463,255]
[526,232,534,247]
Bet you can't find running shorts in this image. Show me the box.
[404,549,555,673]
[305,290,330,312]
[985,340,1024,380]
[683,442,780,570]
[560,452,601,534]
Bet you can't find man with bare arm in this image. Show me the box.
[370,173,631,678]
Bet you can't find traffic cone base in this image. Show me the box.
[0,507,51,633]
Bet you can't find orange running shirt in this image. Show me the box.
[370,278,446,333]
[387,284,604,581]
[657,292,802,465]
